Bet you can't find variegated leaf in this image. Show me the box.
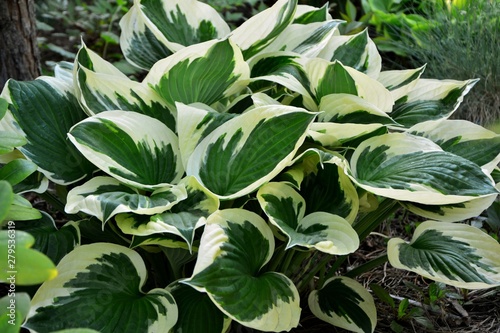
[75,45,176,131]
[130,234,190,250]
[318,29,381,78]
[349,133,498,204]
[2,78,95,184]
[249,52,316,110]
[257,182,359,254]
[377,66,425,102]
[308,122,387,148]
[65,176,187,223]
[318,93,398,126]
[169,282,229,333]
[301,161,360,223]
[262,20,342,58]
[388,221,500,289]
[176,103,237,169]
[144,39,249,107]
[119,3,172,70]
[68,111,184,190]
[25,243,178,332]
[306,59,393,112]
[11,169,48,195]
[231,0,297,59]
[401,193,498,222]
[391,78,478,127]
[408,119,500,173]
[184,209,301,332]
[120,0,230,69]
[277,148,338,189]
[294,3,332,24]
[116,176,219,251]
[309,276,377,333]
[186,104,316,199]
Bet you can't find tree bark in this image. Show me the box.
[0,0,41,90]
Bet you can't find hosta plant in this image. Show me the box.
[1,0,500,332]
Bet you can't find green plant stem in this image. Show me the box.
[296,253,332,292]
[344,254,388,278]
[279,248,296,274]
[288,250,313,280]
[267,243,286,272]
[354,199,400,241]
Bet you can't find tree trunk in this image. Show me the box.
[0,0,41,90]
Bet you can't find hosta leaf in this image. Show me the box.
[0,230,57,285]
[12,170,49,194]
[120,0,230,69]
[185,209,301,332]
[349,133,498,204]
[116,176,219,251]
[306,60,393,112]
[231,0,297,59]
[307,59,357,103]
[169,282,228,333]
[408,119,500,173]
[279,147,339,188]
[301,161,359,223]
[119,3,172,69]
[53,61,74,84]
[262,20,342,58]
[249,52,316,110]
[0,159,37,186]
[319,29,381,77]
[258,182,359,254]
[15,212,79,264]
[177,103,237,169]
[68,111,184,190]
[318,93,397,126]
[0,293,30,333]
[26,243,178,333]
[377,66,425,102]
[75,45,176,131]
[309,276,377,333]
[3,78,95,184]
[145,39,249,107]
[401,193,498,222]
[0,97,7,119]
[186,105,316,199]
[66,176,187,223]
[77,218,130,247]
[294,4,332,24]
[388,221,500,289]
[391,78,478,127]
[308,122,387,148]
[130,233,190,250]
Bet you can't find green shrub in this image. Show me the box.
[359,0,499,125]
[402,0,500,125]
[2,0,500,332]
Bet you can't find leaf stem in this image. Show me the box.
[344,254,388,278]
[354,199,400,241]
